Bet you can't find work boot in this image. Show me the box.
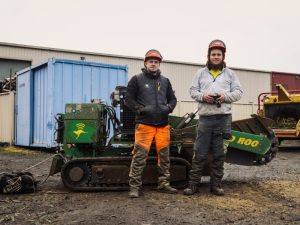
[210,185,224,196]
[128,189,139,198]
[183,185,199,196]
[157,185,178,194]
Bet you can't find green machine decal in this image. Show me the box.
[229,130,271,155]
[65,120,98,143]
[73,123,88,139]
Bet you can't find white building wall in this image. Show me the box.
[0,92,15,145]
[160,63,201,100]
[0,43,271,119]
[234,69,271,103]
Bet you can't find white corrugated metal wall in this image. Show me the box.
[0,92,15,145]
[0,43,271,120]
[234,69,271,104]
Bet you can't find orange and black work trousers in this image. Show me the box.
[129,123,171,190]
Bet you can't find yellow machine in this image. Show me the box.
[258,84,300,148]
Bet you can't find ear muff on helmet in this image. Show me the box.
[208,40,226,53]
[144,49,163,62]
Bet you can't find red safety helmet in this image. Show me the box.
[208,40,226,53]
[144,49,163,62]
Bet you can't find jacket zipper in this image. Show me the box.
[154,79,159,124]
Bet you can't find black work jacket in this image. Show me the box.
[125,69,177,126]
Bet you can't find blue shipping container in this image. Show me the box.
[16,58,128,148]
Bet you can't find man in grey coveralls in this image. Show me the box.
[183,40,243,196]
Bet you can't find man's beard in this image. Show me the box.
[147,68,158,74]
[206,61,226,70]
[146,68,160,75]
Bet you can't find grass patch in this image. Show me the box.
[0,146,40,155]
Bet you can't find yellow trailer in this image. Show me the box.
[258,84,300,148]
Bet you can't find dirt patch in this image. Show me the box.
[0,147,299,225]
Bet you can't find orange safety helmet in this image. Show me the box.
[144,49,163,62]
[208,40,226,53]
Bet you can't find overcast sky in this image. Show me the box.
[1,0,300,74]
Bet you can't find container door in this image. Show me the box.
[16,71,32,146]
[32,65,52,147]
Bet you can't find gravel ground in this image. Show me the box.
[0,147,299,225]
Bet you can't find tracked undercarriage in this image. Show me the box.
[61,157,190,191]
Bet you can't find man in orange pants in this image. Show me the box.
[125,49,178,198]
